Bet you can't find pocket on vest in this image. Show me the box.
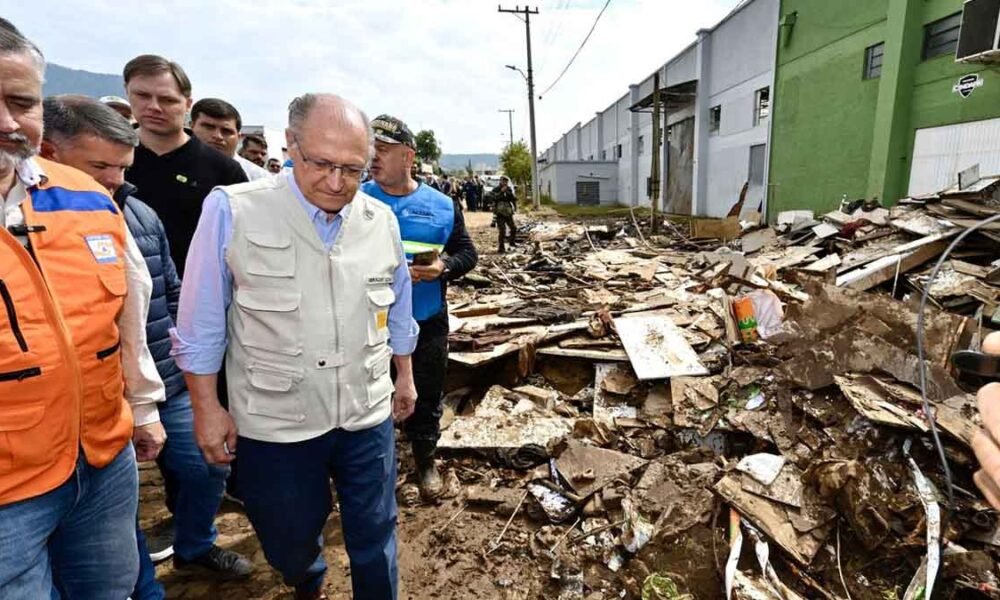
[235,288,302,356]
[364,346,393,408]
[246,364,306,423]
[366,287,395,347]
[245,231,295,278]
[0,402,46,473]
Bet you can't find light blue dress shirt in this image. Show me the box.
[170,172,419,375]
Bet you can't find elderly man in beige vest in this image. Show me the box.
[171,94,419,600]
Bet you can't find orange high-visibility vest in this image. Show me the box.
[0,157,133,506]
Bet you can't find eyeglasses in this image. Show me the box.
[292,134,367,182]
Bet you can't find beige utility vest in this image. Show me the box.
[225,175,402,442]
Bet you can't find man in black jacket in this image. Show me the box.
[41,95,252,599]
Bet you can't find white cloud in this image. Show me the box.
[11,0,739,154]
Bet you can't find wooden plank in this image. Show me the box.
[801,254,841,272]
[836,241,947,291]
[449,325,549,367]
[942,198,1000,218]
[951,259,991,279]
[613,314,708,381]
[690,217,740,241]
[949,217,1000,231]
[537,347,629,361]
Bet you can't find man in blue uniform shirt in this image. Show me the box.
[362,115,478,500]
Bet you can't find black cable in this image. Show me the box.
[917,212,1000,509]
[538,0,612,98]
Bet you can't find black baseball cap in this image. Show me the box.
[372,114,415,148]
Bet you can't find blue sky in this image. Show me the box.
[11,0,740,154]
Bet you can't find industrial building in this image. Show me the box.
[540,0,1000,221]
[539,0,780,216]
[767,0,1000,218]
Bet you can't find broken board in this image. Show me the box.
[613,313,709,380]
[555,440,648,498]
[715,475,833,565]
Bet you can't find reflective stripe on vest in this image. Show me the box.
[0,157,132,506]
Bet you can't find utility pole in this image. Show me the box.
[498,109,515,145]
[499,5,540,210]
[649,71,662,234]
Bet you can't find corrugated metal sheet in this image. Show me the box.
[909,117,1000,196]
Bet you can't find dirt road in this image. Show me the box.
[144,208,563,600]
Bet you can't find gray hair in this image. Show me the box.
[287,93,374,164]
[43,95,139,148]
[0,27,45,79]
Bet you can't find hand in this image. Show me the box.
[133,421,166,462]
[972,332,1000,508]
[193,401,239,465]
[393,375,417,422]
[409,258,446,283]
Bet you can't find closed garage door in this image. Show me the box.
[576,181,600,206]
[909,117,1000,196]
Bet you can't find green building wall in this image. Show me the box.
[768,0,1000,219]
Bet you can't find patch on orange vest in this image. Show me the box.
[85,234,118,263]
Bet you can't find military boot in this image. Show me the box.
[412,440,443,501]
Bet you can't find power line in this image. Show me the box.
[538,0,611,99]
[538,0,570,73]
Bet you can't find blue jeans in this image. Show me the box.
[0,444,139,600]
[238,418,398,600]
[133,391,230,600]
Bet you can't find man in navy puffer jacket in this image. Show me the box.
[41,95,252,600]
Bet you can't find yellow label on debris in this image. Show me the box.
[376,310,389,331]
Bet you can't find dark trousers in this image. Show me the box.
[236,418,398,600]
[405,326,449,446]
[133,391,230,600]
[496,214,516,252]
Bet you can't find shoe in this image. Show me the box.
[144,517,175,564]
[173,545,254,579]
[412,441,443,501]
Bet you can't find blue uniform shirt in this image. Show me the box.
[361,181,455,322]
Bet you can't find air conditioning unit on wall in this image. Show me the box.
[957,0,1000,62]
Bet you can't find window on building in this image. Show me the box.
[864,42,884,79]
[616,144,623,158]
[753,88,770,126]
[923,12,962,60]
[638,135,645,156]
[709,105,721,135]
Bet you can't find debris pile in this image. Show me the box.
[431,177,1000,599]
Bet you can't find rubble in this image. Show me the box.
[129,182,992,598]
[424,173,1000,598]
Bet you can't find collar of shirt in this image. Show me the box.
[15,156,45,189]
[285,170,351,250]
[2,157,45,242]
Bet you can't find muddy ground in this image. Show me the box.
[143,210,620,600]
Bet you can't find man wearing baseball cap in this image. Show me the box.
[362,115,478,501]
[100,95,134,123]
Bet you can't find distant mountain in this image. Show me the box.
[439,153,499,173]
[43,63,122,99]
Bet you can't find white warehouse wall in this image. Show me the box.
[539,161,619,205]
[702,0,779,217]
